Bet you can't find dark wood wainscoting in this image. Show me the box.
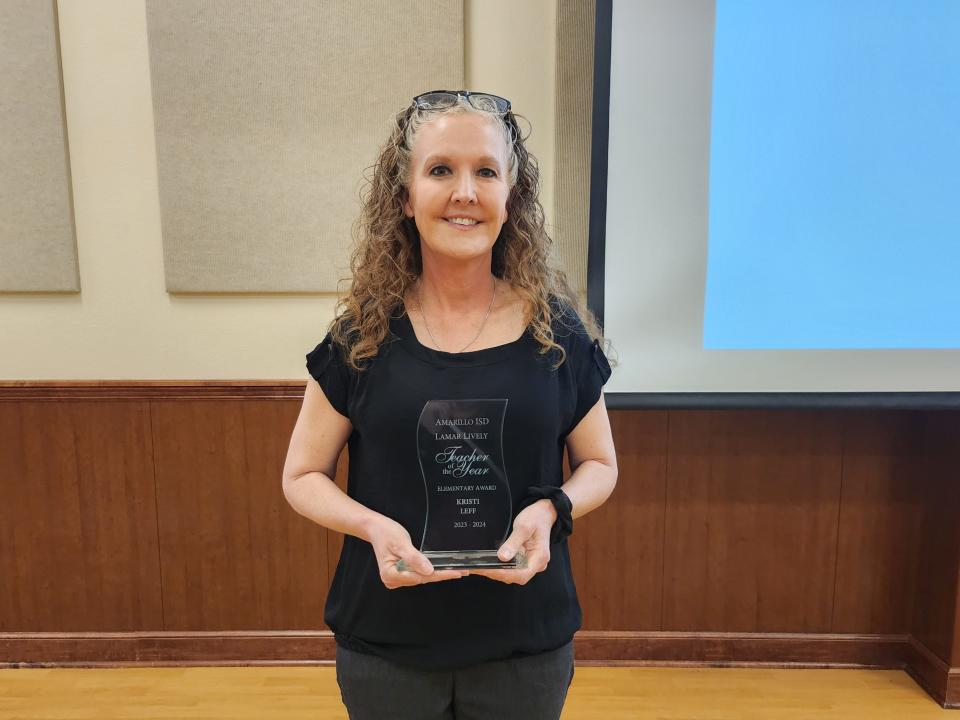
[1,383,958,707]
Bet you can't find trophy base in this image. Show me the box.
[416,550,527,571]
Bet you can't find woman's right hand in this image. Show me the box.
[366,515,468,590]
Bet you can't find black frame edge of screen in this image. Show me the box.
[588,0,612,331]
[606,392,960,411]
[587,1,960,411]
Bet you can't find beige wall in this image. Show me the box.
[0,0,557,380]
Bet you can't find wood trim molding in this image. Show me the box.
[0,630,905,668]
[0,631,338,667]
[572,631,905,667]
[904,634,960,708]
[0,381,306,401]
[2,630,955,706]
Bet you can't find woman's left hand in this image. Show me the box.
[466,499,557,585]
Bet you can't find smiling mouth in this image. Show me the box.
[443,218,482,228]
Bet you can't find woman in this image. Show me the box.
[283,90,617,720]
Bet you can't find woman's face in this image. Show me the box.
[403,112,510,266]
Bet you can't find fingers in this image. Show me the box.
[381,555,468,590]
[418,568,468,584]
[497,525,536,564]
[397,552,434,576]
[369,522,472,589]
[470,548,548,585]
[469,567,532,585]
[468,567,519,584]
[373,518,551,589]
[498,543,518,563]
[385,566,466,589]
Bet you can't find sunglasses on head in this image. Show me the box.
[411,90,512,115]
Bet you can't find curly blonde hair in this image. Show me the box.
[329,95,604,372]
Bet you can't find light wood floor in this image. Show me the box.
[0,666,953,719]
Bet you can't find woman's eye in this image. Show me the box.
[428,166,498,178]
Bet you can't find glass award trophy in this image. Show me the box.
[400,398,525,570]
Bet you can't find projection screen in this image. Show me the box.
[589,0,960,407]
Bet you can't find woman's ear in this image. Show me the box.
[402,192,413,218]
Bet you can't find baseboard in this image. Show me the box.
[572,630,905,667]
[903,634,960,708]
[0,631,338,667]
[0,629,907,669]
[2,629,956,708]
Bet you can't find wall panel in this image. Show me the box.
[145,0,463,293]
[662,411,843,632]
[912,413,960,665]
[833,411,925,634]
[0,0,79,292]
[571,410,668,630]
[554,0,596,297]
[0,400,160,630]
[151,398,325,630]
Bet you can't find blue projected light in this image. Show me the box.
[703,0,960,349]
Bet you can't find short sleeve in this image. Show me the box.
[305,332,353,419]
[556,303,612,435]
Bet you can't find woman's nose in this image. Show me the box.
[451,173,478,203]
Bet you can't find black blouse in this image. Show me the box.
[305,297,612,670]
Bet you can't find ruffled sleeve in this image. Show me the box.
[554,300,612,436]
[305,332,353,419]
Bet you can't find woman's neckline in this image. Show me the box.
[392,306,531,367]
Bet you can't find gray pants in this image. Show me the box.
[335,640,575,720]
